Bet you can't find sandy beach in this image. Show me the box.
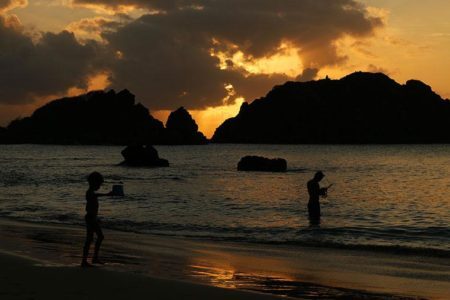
[0,252,287,300]
[1,217,449,299]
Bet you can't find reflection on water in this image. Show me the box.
[190,264,238,289]
[0,219,440,299]
[189,263,299,293]
[187,263,417,299]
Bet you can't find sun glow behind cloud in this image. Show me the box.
[212,42,304,78]
[1,0,450,136]
[67,72,111,96]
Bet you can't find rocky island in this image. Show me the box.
[120,145,169,167]
[164,107,207,145]
[212,72,450,144]
[0,89,207,145]
[237,156,287,172]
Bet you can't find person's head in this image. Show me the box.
[313,171,325,182]
[87,172,104,190]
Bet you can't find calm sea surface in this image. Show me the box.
[0,144,449,256]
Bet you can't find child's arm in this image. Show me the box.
[95,192,113,197]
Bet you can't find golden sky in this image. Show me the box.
[1,0,449,138]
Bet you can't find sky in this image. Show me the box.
[0,0,449,137]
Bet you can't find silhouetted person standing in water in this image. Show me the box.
[81,172,111,267]
[307,171,331,225]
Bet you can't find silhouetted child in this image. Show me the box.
[307,171,332,225]
[81,172,111,267]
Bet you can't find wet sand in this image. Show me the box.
[0,253,286,300]
[1,218,449,299]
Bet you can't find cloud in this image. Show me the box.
[96,0,383,109]
[72,0,201,12]
[0,15,104,104]
[366,64,389,74]
[66,16,120,42]
[296,68,319,82]
[0,0,383,112]
[0,0,27,14]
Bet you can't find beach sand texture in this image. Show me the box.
[1,218,449,299]
[0,253,286,300]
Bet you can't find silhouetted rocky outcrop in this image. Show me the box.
[1,90,208,145]
[3,89,164,145]
[238,156,287,172]
[212,72,450,144]
[120,145,169,167]
[164,107,207,144]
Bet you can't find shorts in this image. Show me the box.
[85,214,101,233]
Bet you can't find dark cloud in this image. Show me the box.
[296,68,319,82]
[73,0,201,12]
[77,0,382,60]
[99,0,382,109]
[0,16,103,104]
[0,0,383,111]
[102,15,290,109]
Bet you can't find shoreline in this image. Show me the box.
[0,252,284,300]
[1,217,449,299]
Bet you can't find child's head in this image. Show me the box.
[87,172,104,190]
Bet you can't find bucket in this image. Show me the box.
[112,184,124,197]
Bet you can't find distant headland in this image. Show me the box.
[0,89,207,145]
[1,72,449,145]
[213,72,450,144]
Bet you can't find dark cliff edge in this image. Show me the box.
[0,89,207,145]
[212,72,450,144]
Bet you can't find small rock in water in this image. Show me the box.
[120,145,169,167]
[237,156,287,172]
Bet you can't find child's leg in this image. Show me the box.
[82,229,94,263]
[82,215,95,266]
[93,224,104,262]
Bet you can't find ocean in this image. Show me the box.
[1,144,449,258]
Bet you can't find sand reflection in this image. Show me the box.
[188,262,297,294]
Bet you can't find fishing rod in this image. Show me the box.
[321,178,335,198]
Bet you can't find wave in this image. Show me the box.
[2,213,449,259]
[94,219,450,258]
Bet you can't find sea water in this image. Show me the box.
[0,144,449,257]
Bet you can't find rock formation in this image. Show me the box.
[3,89,164,145]
[120,145,169,167]
[1,90,208,145]
[212,72,450,144]
[237,156,287,172]
[164,107,207,144]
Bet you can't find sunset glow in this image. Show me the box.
[1,0,449,136]
[1,2,450,299]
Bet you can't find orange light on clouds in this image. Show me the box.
[69,3,135,15]
[212,42,304,77]
[67,72,111,96]
[65,16,113,42]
